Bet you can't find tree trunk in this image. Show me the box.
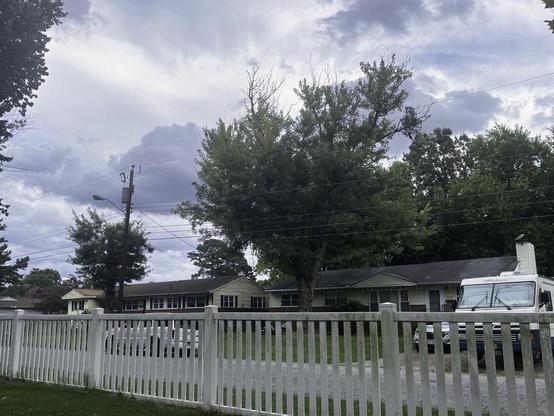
[297,238,328,312]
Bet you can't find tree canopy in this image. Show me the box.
[67,209,154,311]
[398,125,554,274]
[188,238,254,279]
[0,0,65,167]
[0,0,64,291]
[177,58,429,309]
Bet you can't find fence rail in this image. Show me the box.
[1,305,554,415]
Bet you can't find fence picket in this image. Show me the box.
[245,320,253,410]
[319,321,329,416]
[402,322,415,416]
[275,320,282,414]
[448,322,464,416]
[369,321,380,416]
[356,321,367,416]
[520,323,538,416]
[331,321,340,416]
[483,322,499,416]
[297,320,305,416]
[539,323,554,416]
[417,321,432,416]
[285,321,293,416]
[226,320,234,407]
[255,320,262,412]
[236,319,243,409]
[265,320,272,413]
[466,322,481,416]
[344,321,354,416]
[308,321,316,416]
[433,322,447,416]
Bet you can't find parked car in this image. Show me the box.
[105,319,199,357]
[413,322,451,353]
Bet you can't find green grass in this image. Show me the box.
[0,378,212,416]
[221,331,404,363]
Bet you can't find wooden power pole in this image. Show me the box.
[118,165,135,311]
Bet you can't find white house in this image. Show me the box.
[266,241,538,312]
[62,289,104,315]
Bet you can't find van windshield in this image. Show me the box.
[458,282,536,309]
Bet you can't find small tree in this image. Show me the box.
[67,209,153,311]
[188,238,254,279]
[0,201,28,290]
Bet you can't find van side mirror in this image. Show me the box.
[540,291,550,307]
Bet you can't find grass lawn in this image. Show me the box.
[225,331,405,363]
[0,378,212,416]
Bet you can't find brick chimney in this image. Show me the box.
[515,237,537,275]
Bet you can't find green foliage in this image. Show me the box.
[401,124,554,275]
[0,200,28,289]
[545,0,554,33]
[67,209,153,309]
[188,238,254,279]
[0,0,64,291]
[177,58,429,309]
[0,0,65,167]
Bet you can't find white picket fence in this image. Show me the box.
[1,304,554,416]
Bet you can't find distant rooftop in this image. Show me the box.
[267,256,518,291]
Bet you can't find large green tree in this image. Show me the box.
[67,209,154,312]
[177,58,429,310]
[401,125,554,274]
[544,0,554,33]
[188,238,254,279]
[0,0,64,289]
[0,0,65,167]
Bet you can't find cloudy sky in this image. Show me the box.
[1,0,554,282]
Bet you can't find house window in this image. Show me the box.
[250,296,266,309]
[71,300,85,311]
[400,290,410,311]
[186,295,207,308]
[369,291,379,312]
[324,290,348,306]
[125,300,140,310]
[221,295,238,308]
[281,293,299,307]
[379,290,399,309]
[151,297,164,309]
[428,290,441,312]
[167,297,180,309]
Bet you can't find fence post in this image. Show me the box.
[380,302,402,416]
[86,308,104,388]
[202,305,218,409]
[8,309,24,379]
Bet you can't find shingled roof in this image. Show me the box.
[267,256,518,291]
[123,275,242,297]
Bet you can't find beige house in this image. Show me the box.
[267,241,537,312]
[62,289,104,315]
[62,276,267,314]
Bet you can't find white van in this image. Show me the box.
[455,272,554,355]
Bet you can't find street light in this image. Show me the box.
[92,194,124,213]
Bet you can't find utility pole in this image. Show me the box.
[118,165,135,311]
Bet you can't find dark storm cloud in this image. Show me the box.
[323,0,476,41]
[107,123,203,207]
[6,123,203,209]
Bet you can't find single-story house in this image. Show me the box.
[62,289,105,315]
[62,276,267,314]
[266,241,536,312]
[0,296,45,314]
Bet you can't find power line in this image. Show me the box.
[135,206,197,249]
[146,212,554,242]
[432,70,554,104]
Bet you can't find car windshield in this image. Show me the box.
[458,282,536,309]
